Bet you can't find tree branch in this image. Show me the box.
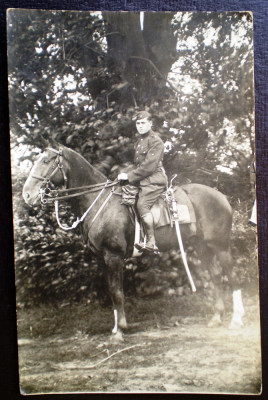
[85,344,143,369]
[128,55,181,96]
[84,31,121,49]
[52,343,144,370]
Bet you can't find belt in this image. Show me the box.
[157,161,166,173]
[158,166,167,176]
[136,161,164,169]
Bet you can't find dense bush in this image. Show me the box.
[9,10,256,308]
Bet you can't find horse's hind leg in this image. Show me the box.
[190,240,223,326]
[207,252,225,327]
[229,288,244,329]
[210,246,244,329]
[103,250,127,334]
[218,247,245,329]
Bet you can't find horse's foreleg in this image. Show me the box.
[103,251,127,334]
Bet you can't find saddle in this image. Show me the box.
[121,185,197,257]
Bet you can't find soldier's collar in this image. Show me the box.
[138,130,152,139]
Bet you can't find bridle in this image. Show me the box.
[31,148,68,204]
[31,147,119,230]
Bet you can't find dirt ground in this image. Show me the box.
[17,291,262,395]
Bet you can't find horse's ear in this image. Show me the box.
[38,134,50,149]
[49,136,60,150]
[39,133,60,150]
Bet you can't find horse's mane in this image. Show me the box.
[61,144,107,181]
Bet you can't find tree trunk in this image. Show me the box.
[102,12,177,104]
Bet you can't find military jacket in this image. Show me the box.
[127,130,167,187]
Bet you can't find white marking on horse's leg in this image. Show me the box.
[112,309,118,334]
[229,289,245,329]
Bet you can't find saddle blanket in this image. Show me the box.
[151,187,196,228]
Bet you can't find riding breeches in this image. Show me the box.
[137,183,166,216]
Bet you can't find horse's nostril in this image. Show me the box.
[25,193,30,199]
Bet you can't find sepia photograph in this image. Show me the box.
[7,9,261,394]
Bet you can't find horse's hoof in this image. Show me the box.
[207,314,222,328]
[119,321,128,331]
[208,320,222,328]
[228,320,243,330]
[110,330,124,343]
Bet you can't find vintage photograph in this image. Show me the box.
[8,9,261,394]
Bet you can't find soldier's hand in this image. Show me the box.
[117,173,128,181]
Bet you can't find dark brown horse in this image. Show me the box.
[23,144,244,336]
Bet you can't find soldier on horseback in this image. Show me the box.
[117,111,168,252]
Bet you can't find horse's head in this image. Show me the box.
[23,146,68,206]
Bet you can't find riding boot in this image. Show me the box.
[136,212,159,253]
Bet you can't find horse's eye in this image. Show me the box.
[42,158,49,164]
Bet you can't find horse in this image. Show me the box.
[22,143,245,336]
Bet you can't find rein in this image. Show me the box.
[45,180,118,202]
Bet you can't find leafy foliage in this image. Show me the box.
[8,10,256,306]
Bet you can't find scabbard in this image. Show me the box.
[174,219,196,292]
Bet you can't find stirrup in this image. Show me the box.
[135,242,159,254]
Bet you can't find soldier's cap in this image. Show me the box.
[132,110,151,121]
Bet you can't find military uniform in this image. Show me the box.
[118,110,167,252]
[127,130,168,216]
